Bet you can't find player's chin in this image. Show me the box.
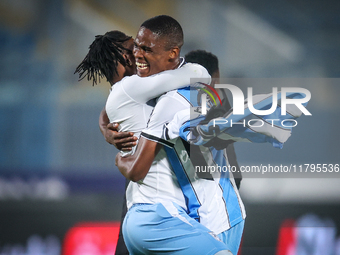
[137,67,150,77]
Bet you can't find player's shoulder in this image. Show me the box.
[183,62,204,68]
[112,74,146,93]
[182,62,208,73]
[162,85,195,97]
[157,87,191,106]
[119,74,140,83]
[110,75,138,89]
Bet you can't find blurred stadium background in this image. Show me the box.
[0,0,340,254]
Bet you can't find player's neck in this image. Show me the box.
[169,57,181,70]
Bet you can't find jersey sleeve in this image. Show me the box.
[122,63,211,103]
[141,92,189,143]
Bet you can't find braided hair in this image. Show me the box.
[75,31,132,86]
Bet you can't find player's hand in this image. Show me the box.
[105,123,138,151]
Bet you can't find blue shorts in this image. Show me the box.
[122,203,231,255]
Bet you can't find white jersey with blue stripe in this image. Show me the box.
[140,87,246,235]
[105,59,209,156]
[104,59,214,224]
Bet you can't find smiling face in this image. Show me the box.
[133,27,178,77]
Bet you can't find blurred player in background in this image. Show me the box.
[184,50,242,189]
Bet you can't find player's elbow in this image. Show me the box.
[128,174,143,183]
[121,164,147,182]
[125,169,145,182]
[116,151,150,182]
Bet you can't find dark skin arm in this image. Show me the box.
[99,107,110,137]
[99,107,138,151]
[115,137,162,182]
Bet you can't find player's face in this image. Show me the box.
[122,38,136,76]
[133,27,172,77]
[110,38,136,85]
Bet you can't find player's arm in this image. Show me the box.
[116,94,187,182]
[125,63,211,102]
[115,137,161,182]
[99,107,110,137]
[99,107,137,151]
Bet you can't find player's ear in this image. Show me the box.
[169,47,180,60]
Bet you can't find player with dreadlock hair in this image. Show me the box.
[75,30,136,168]
[75,31,136,255]
[74,30,136,86]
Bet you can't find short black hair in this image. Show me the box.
[74,30,132,86]
[141,15,184,50]
[185,50,219,76]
